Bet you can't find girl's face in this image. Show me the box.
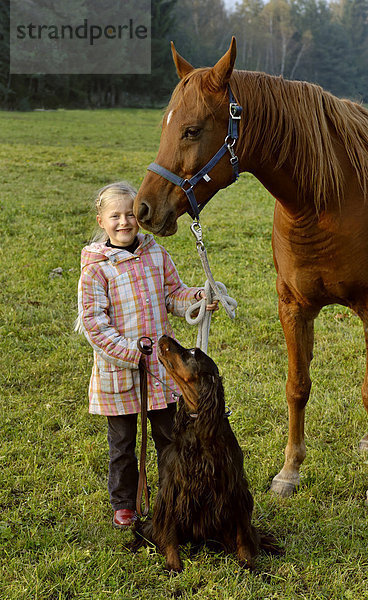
[97,195,139,247]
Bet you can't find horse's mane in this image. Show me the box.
[169,68,368,211]
[233,70,368,210]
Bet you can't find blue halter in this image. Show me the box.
[146,86,242,221]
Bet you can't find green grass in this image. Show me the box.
[1,108,367,599]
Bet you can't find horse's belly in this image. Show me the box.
[277,261,368,307]
[273,215,368,306]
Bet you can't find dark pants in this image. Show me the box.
[106,403,176,511]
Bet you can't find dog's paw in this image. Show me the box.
[165,560,183,574]
[165,547,183,573]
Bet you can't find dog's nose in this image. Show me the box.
[158,335,170,352]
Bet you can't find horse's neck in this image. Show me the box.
[246,155,303,215]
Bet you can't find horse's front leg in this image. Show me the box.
[270,280,318,497]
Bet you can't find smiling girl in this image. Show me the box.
[77,181,217,528]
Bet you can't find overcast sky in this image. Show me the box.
[223,0,238,12]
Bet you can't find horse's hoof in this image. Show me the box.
[358,435,368,452]
[270,477,297,498]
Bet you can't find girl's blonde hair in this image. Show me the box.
[91,181,137,243]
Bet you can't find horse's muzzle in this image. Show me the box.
[134,198,178,236]
[136,200,153,224]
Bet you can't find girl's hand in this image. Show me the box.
[196,290,219,312]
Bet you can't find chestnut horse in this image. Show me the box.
[134,38,368,499]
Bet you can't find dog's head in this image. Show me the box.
[158,335,222,416]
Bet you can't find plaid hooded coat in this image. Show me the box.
[78,233,200,416]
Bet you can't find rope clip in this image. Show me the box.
[190,220,205,251]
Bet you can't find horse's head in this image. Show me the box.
[134,38,237,236]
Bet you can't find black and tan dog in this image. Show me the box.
[133,335,281,572]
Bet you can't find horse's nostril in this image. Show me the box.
[137,201,152,223]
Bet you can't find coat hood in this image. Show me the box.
[81,233,153,268]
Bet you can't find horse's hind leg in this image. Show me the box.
[358,307,368,504]
[359,309,368,454]
[353,307,368,505]
[270,280,318,497]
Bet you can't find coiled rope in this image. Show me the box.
[185,222,238,353]
[185,279,237,353]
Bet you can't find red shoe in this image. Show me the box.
[113,509,138,528]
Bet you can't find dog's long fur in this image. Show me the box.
[133,335,281,572]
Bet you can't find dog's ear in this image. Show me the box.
[173,397,189,435]
[196,375,225,439]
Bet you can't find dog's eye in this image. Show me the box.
[189,349,196,355]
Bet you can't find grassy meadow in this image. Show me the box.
[1,107,367,599]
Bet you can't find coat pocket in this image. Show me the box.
[99,368,134,394]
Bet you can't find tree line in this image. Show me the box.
[0,0,367,109]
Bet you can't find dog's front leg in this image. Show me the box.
[152,484,183,572]
[161,524,182,572]
[164,538,183,573]
[236,524,257,570]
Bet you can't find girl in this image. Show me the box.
[77,181,217,528]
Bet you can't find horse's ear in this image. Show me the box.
[171,41,195,79]
[207,37,237,90]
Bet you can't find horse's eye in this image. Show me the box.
[183,127,201,139]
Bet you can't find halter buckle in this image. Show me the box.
[229,103,242,119]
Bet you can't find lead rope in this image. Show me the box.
[185,221,237,353]
[136,337,153,517]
